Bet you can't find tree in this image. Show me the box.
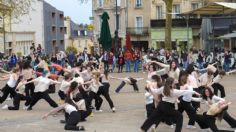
[163,0,173,51]
[0,0,34,53]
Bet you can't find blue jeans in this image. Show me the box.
[112,62,116,72]
[125,60,131,72]
[223,62,230,72]
[134,60,139,72]
[183,61,188,70]
[198,62,204,69]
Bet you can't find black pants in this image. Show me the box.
[146,103,155,118]
[196,113,234,132]
[104,61,109,71]
[88,91,103,110]
[64,111,81,131]
[0,84,16,104]
[28,91,58,109]
[115,81,139,93]
[192,88,202,110]
[65,109,92,122]
[58,90,66,100]
[178,99,196,125]
[25,78,35,98]
[141,101,183,132]
[212,83,226,98]
[97,83,114,109]
[223,111,236,128]
[8,93,30,110]
[118,65,123,73]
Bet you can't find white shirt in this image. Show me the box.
[212,75,222,84]
[65,104,77,114]
[199,73,213,86]
[145,92,154,105]
[34,76,54,92]
[7,74,17,88]
[59,80,70,92]
[150,86,195,104]
[188,74,199,88]
[182,85,194,102]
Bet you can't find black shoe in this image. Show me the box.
[27,107,32,111]
[231,125,236,128]
[80,119,87,122]
[60,120,66,124]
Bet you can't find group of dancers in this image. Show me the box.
[1,55,236,131]
[141,60,236,132]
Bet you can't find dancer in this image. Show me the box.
[0,68,19,104]
[178,72,197,129]
[111,76,144,93]
[58,73,73,101]
[98,70,115,112]
[195,100,235,132]
[2,76,30,110]
[141,77,200,132]
[211,70,236,98]
[193,87,236,128]
[24,73,60,110]
[42,98,85,131]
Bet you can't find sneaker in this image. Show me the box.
[95,109,103,113]
[186,125,196,129]
[151,126,156,132]
[112,107,116,113]
[23,105,29,110]
[27,107,32,111]
[89,112,94,117]
[1,104,8,110]
[170,125,174,129]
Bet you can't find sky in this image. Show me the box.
[45,0,92,24]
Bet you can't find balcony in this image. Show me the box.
[151,19,202,28]
[126,27,149,36]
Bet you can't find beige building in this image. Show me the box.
[92,0,126,49]
[64,17,94,54]
[5,32,35,56]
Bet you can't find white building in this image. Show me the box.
[11,0,65,54]
[6,32,35,56]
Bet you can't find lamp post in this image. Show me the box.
[114,0,119,56]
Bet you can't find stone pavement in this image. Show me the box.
[0,72,236,132]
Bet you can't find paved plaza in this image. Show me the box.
[0,72,236,132]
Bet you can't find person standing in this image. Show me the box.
[124,50,132,72]
[133,50,140,72]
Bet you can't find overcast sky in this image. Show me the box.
[45,0,92,24]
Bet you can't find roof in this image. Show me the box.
[218,32,236,39]
[182,2,236,15]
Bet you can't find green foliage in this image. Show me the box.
[66,46,78,55]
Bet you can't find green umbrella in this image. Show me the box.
[100,12,112,50]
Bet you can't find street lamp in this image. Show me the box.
[114,0,119,56]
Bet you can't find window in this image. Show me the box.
[173,4,181,18]
[52,40,56,45]
[135,0,142,8]
[117,0,121,7]
[60,40,64,45]
[60,27,63,32]
[115,14,120,31]
[97,0,103,8]
[52,26,56,32]
[156,6,163,19]
[52,12,55,18]
[191,3,199,10]
[59,14,64,20]
[135,16,143,34]
[0,16,3,28]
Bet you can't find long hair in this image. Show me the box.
[216,106,228,121]
[202,87,214,100]
[151,75,162,88]
[169,61,177,71]
[185,63,195,74]
[163,77,174,97]
[179,70,188,86]
[67,81,78,96]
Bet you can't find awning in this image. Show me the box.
[182,2,236,15]
[218,32,236,39]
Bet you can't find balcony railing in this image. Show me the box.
[126,27,149,36]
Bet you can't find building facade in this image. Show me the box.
[5,32,35,56]
[92,0,126,49]
[11,0,65,54]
